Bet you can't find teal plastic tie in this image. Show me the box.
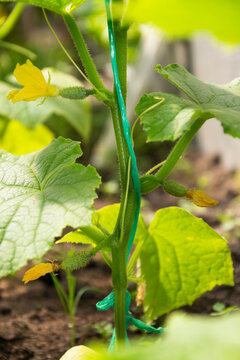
[96,0,164,350]
[105,0,141,261]
[96,291,164,351]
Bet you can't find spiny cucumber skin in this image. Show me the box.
[62,252,91,271]
[60,87,94,100]
[162,180,187,197]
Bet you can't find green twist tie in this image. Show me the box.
[105,0,141,261]
[97,0,165,350]
[96,291,164,351]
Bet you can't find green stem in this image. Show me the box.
[101,251,112,268]
[127,237,145,276]
[119,157,131,244]
[156,117,207,181]
[0,3,25,40]
[111,242,127,346]
[113,23,127,103]
[146,160,166,175]
[80,226,106,243]
[69,312,76,346]
[51,274,69,314]
[0,40,36,59]
[110,21,137,248]
[66,270,76,346]
[142,117,207,193]
[108,0,137,344]
[110,7,136,242]
[110,104,129,189]
[63,13,108,94]
[110,82,130,348]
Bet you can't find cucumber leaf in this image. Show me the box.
[92,203,148,244]
[61,312,240,360]
[58,203,148,246]
[0,0,87,14]
[0,137,101,278]
[56,226,105,245]
[0,119,54,155]
[136,64,240,141]
[125,0,240,44]
[140,207,234,319]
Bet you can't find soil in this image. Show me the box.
[1,153,240,360]
[0,260,113,360]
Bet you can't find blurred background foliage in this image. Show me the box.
[1,2,240,351]
[0,0,170,180]
[0,0,240,191]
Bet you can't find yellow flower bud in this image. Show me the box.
[7,59,59,103]
[60,345,97,360]
[186,189,218,207]
[22,262,61,284]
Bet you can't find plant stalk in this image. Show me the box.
[69,312,76,346]
[156,117,207,181]
[63,13,107,94]
[111,243,128,345]
[0,3,25,40]
[109,0,137,345]
[141,116,208,193]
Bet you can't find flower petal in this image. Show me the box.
[9,85,47,103]
[8,60,59,103]
[186,190,218,207]
[22,263,59,283]
[13,59,47,88]
[7,90,20,101]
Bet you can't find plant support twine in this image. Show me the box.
[96,0,164,350]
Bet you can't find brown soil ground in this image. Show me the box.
[0,260,113,360]
[0,153,240,360]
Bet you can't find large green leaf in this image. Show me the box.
[92,203,148,243]
[156,312,240,360]
[58,203,148,246]
[125,0,240,44]
[61,312,240,360]
[56,226,105,246]
[136,64,240,141]
[0,0,87,14]
[0,68,91,139]
[0,119,54,154]
[140,207,234,319]
[0,137,101,278]
[135,92,202,142]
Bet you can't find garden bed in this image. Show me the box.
[0,152,240,360]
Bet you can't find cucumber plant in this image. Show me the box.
[0,0,238,353]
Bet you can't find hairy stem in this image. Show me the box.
[111,242,128,345]
[156,117,207,181]
[141,117,208,193]
[0,40,36,59]
[63,13,108,94]
[108,0,137,344]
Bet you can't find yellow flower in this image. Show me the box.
[7,59,59,103]
[22,262,61,284]
[186,189,218,207]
